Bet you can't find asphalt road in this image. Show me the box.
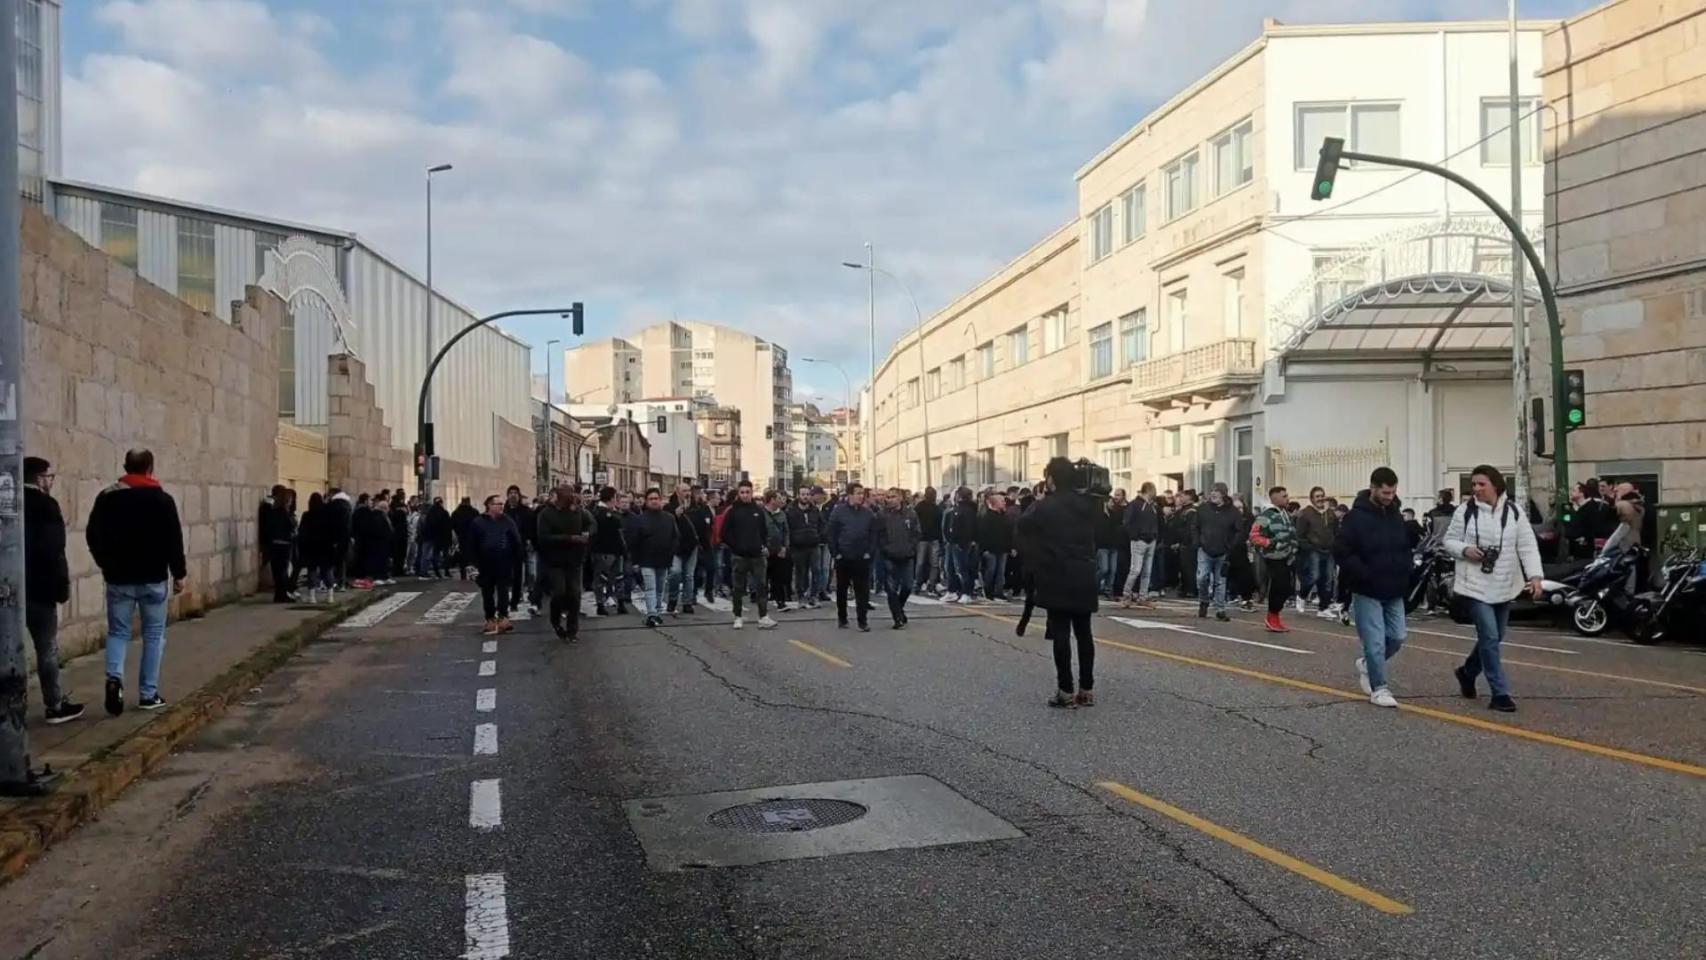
[3,580,1702,960]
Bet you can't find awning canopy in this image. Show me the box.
[1283,273,1530,357]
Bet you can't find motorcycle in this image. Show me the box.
[1567,546,1649,636]
[1631,549,1706,645]
[1404,534,1454,615]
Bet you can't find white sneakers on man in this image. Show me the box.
[757,616,778,630]
[1295,597,1307,615]
[732,617,744,630]
[1370,688,1398,708]
[942,594,961,604]
[1355,657,1372,694]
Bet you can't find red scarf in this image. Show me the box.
[118,473,161,489]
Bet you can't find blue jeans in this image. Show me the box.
[949,543,980,596]
[1462,599,1512,697]
[1196,550,1229,612]
[414,541,437,576]
[1351,594,1407,691]
[873,553,890,594]
[982,551,1009,600]
[639,567,668,617]
[916,540,941,592]
[813,545,831,597]
[1298,548,1336,607]
[1097,547,1120,594]
[105,581,169,700]
[886,556,915,619]
[668,548,698,608]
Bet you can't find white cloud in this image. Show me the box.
[94,0,324,74]
[441,9,592,119]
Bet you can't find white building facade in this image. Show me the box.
[15,0,61,204]
[564,397,705,485]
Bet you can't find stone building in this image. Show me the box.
[591,420,651,493]
[698,406,742,486]
[1540,0,1706,504]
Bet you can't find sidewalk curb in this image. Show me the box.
[0,592,381,885]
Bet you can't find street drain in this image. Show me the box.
[709,798,868,833]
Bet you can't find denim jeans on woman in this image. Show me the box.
[1461,598,1511,697]
[105,581,169,701]
[1351,594,1408,690]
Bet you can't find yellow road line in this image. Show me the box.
[959,606,1706,779]
[1097,781,1414,916]
[788,638,852,669]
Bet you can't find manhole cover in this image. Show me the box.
[708,798,869,833]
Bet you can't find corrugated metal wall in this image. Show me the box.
[136,208,176,294]
[57,192,98,240]
[213,222,255,321]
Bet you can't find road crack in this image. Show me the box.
[1156,691,1330,761]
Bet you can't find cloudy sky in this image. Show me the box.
[62,0,1588,405]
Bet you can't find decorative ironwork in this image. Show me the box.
[1268,217,1542,358]
[258,236,359,357]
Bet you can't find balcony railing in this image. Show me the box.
[1129,338,1261,405]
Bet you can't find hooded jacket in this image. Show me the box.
[1250,505,1297,561]
[326,491,354,554]
[86,475,187,586]
[1195,499,1243,558]
[1334,490,1412,601]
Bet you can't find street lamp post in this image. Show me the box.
[423,163,453,449]
[843,257,928,489]
[802,356,853,485]
[545,338,561,405]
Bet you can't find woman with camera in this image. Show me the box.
[1443,464,1543,713]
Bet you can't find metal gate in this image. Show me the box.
[1269,441,1389,502]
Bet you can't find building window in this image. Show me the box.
[1101,445,1132,494]
[1007,326,1030,367]
[255,231,286,278]
[950,452,967,488]
[1042,308,1068,354]
[1120,184,1146,245]
[1162,427,1182,457]
[1199,433,1217,491]
[1212,119,1255,196]
[972,447,992,486]
[1007,442,1028,483]
[925,367,942,400]
[100,203,139,270]
[1089,203,1114,263]
[947,356,965,392]
[1480,97,1541,166]
[16,0,43,201]
[1234,426,1254,503]
[1222,269,1245,339]
[1164,151,1199,221]
[1089,322,1114,379]
[1295,102,1402,168]
[904,378,920,408]
[976,341,995,379]
[1166,288,1187,355]
[927,457,942,488]
[1119,309,1147,368]
[1047,432,1069,460]
[177,218,216,314]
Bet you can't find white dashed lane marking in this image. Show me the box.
[478,660,497,677]
[473,723,499,756]
[463,873,511,959]
[420,592,479,624]
[476,688,496,712]
[469,779,502,830]
[1108,616,1314,655]
[333,592,422,629]
[481,640,498,654]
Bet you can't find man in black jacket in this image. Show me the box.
[786,488,824,610]
[667,487,701,615]
[326,488,354,587]
[876,488,921,628]
[629,488,679,627]
[944,487,980,603]
[86,449,186,715]
[388,495,410,578]
[1017,457,1102,709]
[1170,491,1200,598]
[826,483,878,630]
[420,497,453,578]
[451,496,478,579]
[721,480,778,629]
[24,457,82,723]
[977,493,1016,602]
[1195,483,1242,621]
[535,486,593,641]
[1121,482,1160,608]
[1335,467,1412,708]
[260,485,298,602]
[466,494,525,634]
[589,487,630,615]
[504,486,537,610]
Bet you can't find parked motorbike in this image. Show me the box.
[1404,535,1454,615]
[1631,549,1706,646]
[1567,546,1650,636]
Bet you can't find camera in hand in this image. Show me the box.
[1067,459,1111,497]
[1479,545,1501,574]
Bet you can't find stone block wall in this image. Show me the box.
[21,207,282,657]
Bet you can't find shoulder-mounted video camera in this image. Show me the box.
[1067,459,1112,498]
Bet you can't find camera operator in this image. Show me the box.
[1016,457,1103,709]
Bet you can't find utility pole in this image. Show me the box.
[0,0,52,796]
[421,163,453,501]
[1508,0,1532,511]
[866,242,875,488]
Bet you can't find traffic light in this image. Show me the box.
[570,302,584,336]
[1530,397,1547,458]
[1311,137,1345,201]
[1563,368,1586,432]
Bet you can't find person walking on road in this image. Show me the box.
[629,489,679,628]
[1445,465,1543,713]
[420,497,453,578]
[260,485,298,603]
[1250,486,1298,634]
[1195,483,1241,622]
[1336,467,1413,708]
[786,488,824,610]
[763,491,792,611]
[1171,491,1200,599]
[1018,457,1101,709]
[1121,482,1160,608]
[914,486,942,596]
[536,485,594,642]
[590,486,630,616]
[23,456,82,724]
[467,494,525,635]
[504,486,537,613]
[86,448,186,715]
[876,486,921,629]
[451,496,478,580]
[721,481,778,630]
[1294,487,1339,618]
[827,483,877,631]
[978,492,1015,602]
[943,486,979,603]
[667,488,700,615]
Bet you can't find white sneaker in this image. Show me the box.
[1294,597,1306,615]
[1317,606,1337,620]
[757,616,778,630]
[732,617,744,630]
[1355,657,1372,694]
[1370,687,1398,708]
[943,594,960,604]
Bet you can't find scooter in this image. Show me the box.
[1631,549,1706,645]
[1567,546,1650,636]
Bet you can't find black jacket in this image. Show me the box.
[629,508,679,568]
[827,503,878,559]
[535,503,593,567]
[591,502,628,555]
[451,502,479,545]
[326,493,354,554]
[354,505,393,564]
[786,503,824,549]
[389,504,410,545]
[915,498,943,540]
[1169,506,1199,550]
[977,509,1014,554]
[946,501,979,546]
[506,502,537,546]
[876,507,921,560]
[24,485,69,605]
[465,513,525,578]
[721,501,774,558]
[672,509,700,558]
[423,504,454,548]
[1016,491,1099,615]
[260,499,295,547]
[1094,504,1125,549]
[685,503,715,550]
[86,479,187,586]
[1122,498,1159,543]
[1196,500,1243,558]
[298,504,334,567]
[1335,490,1412,601]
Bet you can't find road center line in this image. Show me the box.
[1097,781,1413,916]
[469,779,502,830]
[476,688,496,713]
[1108,616,1313,655]
[788,639,852,668]
[473,723,498,756]
[463,872,512,959]
[478,660,497,677]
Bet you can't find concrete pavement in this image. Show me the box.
[0,580,1700,958]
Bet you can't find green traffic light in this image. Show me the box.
[1317,181,1333,197]
[1567,409,1584,425]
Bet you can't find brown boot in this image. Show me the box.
[481,619,500,636]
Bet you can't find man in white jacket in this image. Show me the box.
[1443,465,1544,713]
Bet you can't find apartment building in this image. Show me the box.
[868,19,1549,501]
[565,321,794,490]
[698,406,742,485]
[565,397,704,486]
[1540,0,1706,504]
[789,403,838,483]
